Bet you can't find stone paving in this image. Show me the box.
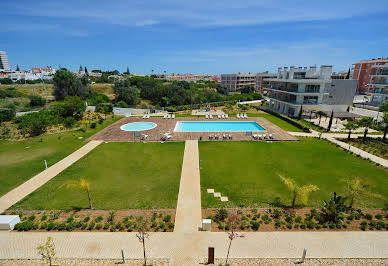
[0,140,102,213]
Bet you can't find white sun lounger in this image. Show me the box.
[167,114,171,119]
[210,115,213,119]
[237,114,240,119]
[163,114,167,119]
[217,114,221,119]
[269,134,274,139]
[225,114,229,118]
[244,113,248,119]
[205,114,209,119]
[172,114,175,119]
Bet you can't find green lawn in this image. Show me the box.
[11,142,184,210]
[199,139,388,208]
[0,116,121,197]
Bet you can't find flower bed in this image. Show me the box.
[3,209,175,232]
[202,208,388,232]
[342,138,388,160]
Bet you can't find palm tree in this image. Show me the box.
[343,177,384,208]
[62,179,92,209]
[381,112,388,142]
[316,111,326,126]
[359,117,374,140]
[279,174,319,208]
[344,121,359,140]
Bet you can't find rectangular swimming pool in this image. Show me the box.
[174,121,266,132]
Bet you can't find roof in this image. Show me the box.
[354,58,388,64]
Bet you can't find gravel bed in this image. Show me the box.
[0,258,169,265]
[213,258,388,265]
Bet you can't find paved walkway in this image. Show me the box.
[170,140,203,265]
[0,140,102,213]
[289,131,388,167]
[1,231,387,260]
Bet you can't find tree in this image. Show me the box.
[240,85,255,94]
[327,111,334,131]
[84,66,88,75]
[124,66,130,75]
[344,121,359,140]
[62,96,86,120]
[316,111,326,126]
[16,65,20,71]
[379,101,388,141]
[381,112,388,142]
[15,110,53,136]
[343,177,384,208]
[359,117,374,140]
[37,236,56,266]
[62,178,92,209]
[96,103,113,119]
[53,69,91,100]
[225,210,243,266]
[136,216,150,266]
[0,103,16,123]
[114,80,140,106]
[79,65,83,72]
[279,174,319,208]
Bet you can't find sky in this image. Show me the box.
[1,0,388,74]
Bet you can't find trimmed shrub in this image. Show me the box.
[215,209,228,222]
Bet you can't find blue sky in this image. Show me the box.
[1,0,388,74]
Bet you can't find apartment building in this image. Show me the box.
[367,61,388,105]
[220,73,256,92]
[352,58,388,93]
[0,51,11,72]
[265,66,356,117]
[256,72,277,94]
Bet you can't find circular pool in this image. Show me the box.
[120,122,157,131]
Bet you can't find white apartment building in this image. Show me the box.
[0,51,11,72]
[220,73,256,92]
[265,66,357,117]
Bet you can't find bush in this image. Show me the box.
[163,214,172,223]
[90,122,96,128]
[0,105,16,122]
[375,214,383,220]
[365,214,373,220]
[95,216,103,223]
[168,223,174,229]
[88,222,95,230]
[300,223,306,229]
[29,94,46,107]
[95,223,103,230]
[115,222,124,231]
[103,223,110,229]
[215,209,228,222]
[15,110,53,136]
[64,116,76,128]
[66,217,74,223]
[115,100,129,108]
[295,216,302,223]
[250,221,260,231]
[376,221,385,230]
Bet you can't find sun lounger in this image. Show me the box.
[229,134,233,140]
[269,134,274,139]
[253,134,258,139]
[167,114,171,119]
[237,114,240,119]
[163,114,167,119]
[142,114,146,119]
[263,134,267,139]
[210,115,213,119]
[205,114,209,119]
[172,114,175,119]
[141,134,148,140]
[257,134,262,140]
[214,134,219,140]
[244,113,248,119]
[223,134,227,140]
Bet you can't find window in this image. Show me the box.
[305,85,320,93]
[303,96,318,104]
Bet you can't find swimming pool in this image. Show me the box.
[120,122,157,131]
[174,121,265,132]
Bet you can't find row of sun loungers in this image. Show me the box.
[161,132,172,141]
[209,134,233,140]
[252,134,274,140]
[237,113,248,119]
[163,114,175,119]
[142,114,151,119]
[205,114,229,119]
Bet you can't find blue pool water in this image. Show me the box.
[120,122,157,131]
[174,121,265,132]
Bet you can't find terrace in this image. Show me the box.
[88,116,298,142]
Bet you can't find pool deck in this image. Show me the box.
[88,117,298,142]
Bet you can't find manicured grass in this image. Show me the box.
[12,142,184,210]
[229,113,302,132]
[199,138,388,208]
[0,116,122,197]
